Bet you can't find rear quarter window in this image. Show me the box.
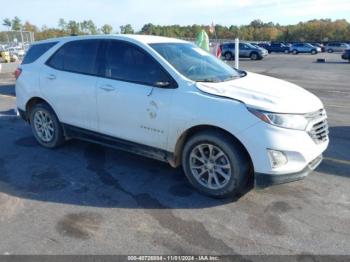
[22,42,58,65]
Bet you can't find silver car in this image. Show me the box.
[221,42,268,60]
[289,43,321,55]
[325,43,350,53]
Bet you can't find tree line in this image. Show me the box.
[1,17,350,42]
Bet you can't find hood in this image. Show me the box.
[196,72,323,114]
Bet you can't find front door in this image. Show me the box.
[96,40,175,149]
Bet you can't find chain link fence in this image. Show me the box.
[0,31,34,63]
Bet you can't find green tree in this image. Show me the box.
[120,24,134,34]
[2,18,11,30]
[67,20,80,35]
[86,20,98,34]
[101,24,113,34]
[11,16,22,31]
[58,18,67,31]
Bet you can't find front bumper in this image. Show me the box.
[255,155,323,188]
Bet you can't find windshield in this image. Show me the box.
[150,43,242,82]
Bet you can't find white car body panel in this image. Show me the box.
[15,34,329,180]
[195,72,323,113]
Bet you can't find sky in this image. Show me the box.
[0,0,349,31]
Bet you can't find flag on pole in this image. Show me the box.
[209,22,215,34]
[195,30,210,52]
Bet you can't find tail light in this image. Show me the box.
[14,68,22,80]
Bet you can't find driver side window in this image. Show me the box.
[104,40,171,87]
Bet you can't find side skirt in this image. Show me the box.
[62,124,174,164]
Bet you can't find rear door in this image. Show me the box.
[239,43,250,57]
[40,39,101,131]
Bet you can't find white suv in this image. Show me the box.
[15,35,329,198]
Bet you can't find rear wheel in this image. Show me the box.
[292,49,298,55]
[284,49,289,54]
[328,49,334,53]
[224,52,233,60]
[29,103,65,148]
[182,131,249,198]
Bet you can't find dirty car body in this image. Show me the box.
[16,35,329,198]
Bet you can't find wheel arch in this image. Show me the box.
[25,97,57,122]
[171,125,254,172]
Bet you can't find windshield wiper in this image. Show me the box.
[195,79,219,83]
[223,75,240,81]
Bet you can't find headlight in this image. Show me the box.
[248,108,309,130]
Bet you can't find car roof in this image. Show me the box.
[31,34,188,46]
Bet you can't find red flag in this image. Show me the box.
[216,43,222,58]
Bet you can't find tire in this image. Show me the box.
[311,49,317,55]
[292,49,298,55]
[182,130,250,198]
[250,52,259,60]
[29,103,65,148]
[284,49,289,54]
[224,52,233,60]
[328,49,333,53]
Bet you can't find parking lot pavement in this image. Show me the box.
[0,53,349,255]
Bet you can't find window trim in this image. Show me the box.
[46,38,178,89]
[22,41,58,65]
[99,39,178,89]
[45,39,101,77]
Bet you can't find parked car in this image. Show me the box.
[310,43,325,52]
[16,35,329,198]
[341,49,350,62]
[265,43,290,53]
[7,47,25,57]
[289,43,321,54]
[249,43,268,53]
[325,43,350,53]
[221,42,268,60]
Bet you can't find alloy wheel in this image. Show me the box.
[189,143,232,190]
[33,110,55,142]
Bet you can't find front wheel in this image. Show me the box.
[182,131,249,198]
[29,103,65,148]
[311,49,317,55]
[250,52,259,60]
[292,50,298,55]
[328,49,334,53]
[284,50,289,54]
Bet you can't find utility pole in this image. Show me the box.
[235,38,239,69]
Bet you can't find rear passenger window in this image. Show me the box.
[22,42,58,64]
[47,40,100,75]
[103,40,170,86]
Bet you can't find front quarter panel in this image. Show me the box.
[166,83,260,153]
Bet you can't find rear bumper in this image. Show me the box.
[17,108,28,121]
[255,155,323,188]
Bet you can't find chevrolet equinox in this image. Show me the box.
[15,35,329,198]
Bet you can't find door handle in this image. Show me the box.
[47,74,56,80]
[99,84,115,92]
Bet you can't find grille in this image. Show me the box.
[306,109,329,144]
